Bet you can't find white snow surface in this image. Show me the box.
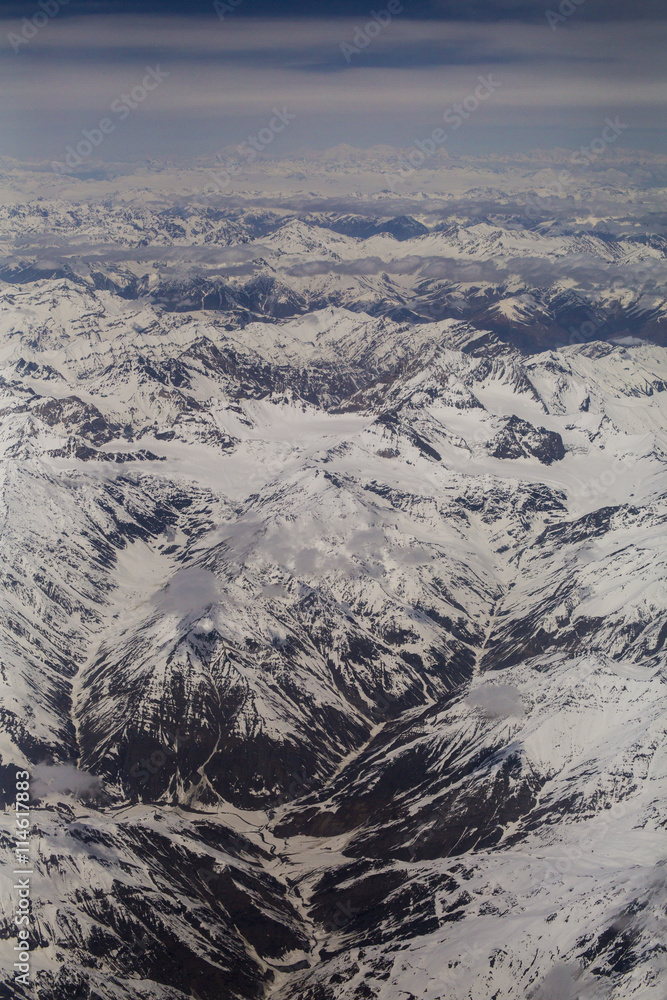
[0,180,665,1000]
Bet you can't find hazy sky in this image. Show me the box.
[1,0,665,163]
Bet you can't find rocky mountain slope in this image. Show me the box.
[0,176,665,1000]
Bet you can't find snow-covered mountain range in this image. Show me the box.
[0,160,665,1000]
[2,194,667,354]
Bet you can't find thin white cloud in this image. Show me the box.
[466,683,526,718]
[31,763,105,800]
[156,568,222,615]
